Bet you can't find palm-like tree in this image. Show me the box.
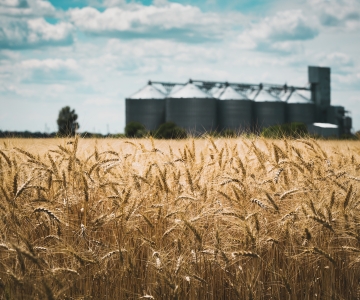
[57,106,79,136]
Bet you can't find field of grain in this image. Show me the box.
[0,137,360,299]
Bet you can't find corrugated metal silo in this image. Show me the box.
[286,91,315,124]
[217,86,253,132]
[166,83,216,134]
[254,89,285,130]
[126,83,166,131]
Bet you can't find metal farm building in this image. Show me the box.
[126,83,166,131]
[253,88,286,130]
[125,66,353,137]
[217,85,252,132]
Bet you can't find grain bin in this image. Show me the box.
[254,88,285,130]
[286,91,315,124]
[166,82,216,134]
[126,82,166,131]
[217,86,252,132]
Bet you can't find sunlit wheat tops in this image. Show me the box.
[0,137,359,299]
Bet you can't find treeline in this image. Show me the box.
[0,130,125,139]
[1,124,358,139]
[0,131,58,138]
[125,121,360,139]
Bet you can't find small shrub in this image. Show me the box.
[125,122,147,138]
[205,130,220,138]
[262,122,308,139]
[154,122,187,139]
[220,129,237,138]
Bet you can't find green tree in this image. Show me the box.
[125,122,147,138]
[57,106,79,136]
[154,122,187,139]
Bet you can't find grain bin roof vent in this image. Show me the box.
[219,86,249,100]
[170,83,213,99]
[287,91,312,104]
[129,84,166,99]
[254,89,280,102]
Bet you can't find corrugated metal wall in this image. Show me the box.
[287,103,316,124]
[254,102,286,130]
[218,100,253,132]
[126,99,165,131]
[166,98,217,134]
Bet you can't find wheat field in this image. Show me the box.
[0,137,359,299]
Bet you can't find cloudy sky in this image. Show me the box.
[0,0,359,134]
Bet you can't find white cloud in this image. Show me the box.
[101,0,126,7]
[0,18,73,49]
[237,10,319,53]
[0,0,56,17]
[333,71,360,89]
[21,58,82,83]
[21,58,78,69]
[0,0,28,8]
[309,0,360,30]
[0,49,21,60]
[315,52,354,70]
[84,97,115,105]
[104,38,224,64]
[68,3,241,42]
[0,83,17,93]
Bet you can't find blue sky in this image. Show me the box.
[0,0,359,133]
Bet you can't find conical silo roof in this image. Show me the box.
[152,83,167,95]
[168,84,184,96]
[278,89,291,101]
[209,86,220,96]
[254,89,280,102]
[219,86,249,100]
[287,91,312,103]
[212,86,225,98]
[129,84,166,99]
[170,83,213,98]
[247,89,258,100]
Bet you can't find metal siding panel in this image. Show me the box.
[166,98,217,134]
[126,99,165,131]
[218,100,253,131]
[309,67,331,107]
[320,68,331,106]
[308,66,319,83]
[287,103,316,124]
[254,102,286,130]
[307,124,339,138]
